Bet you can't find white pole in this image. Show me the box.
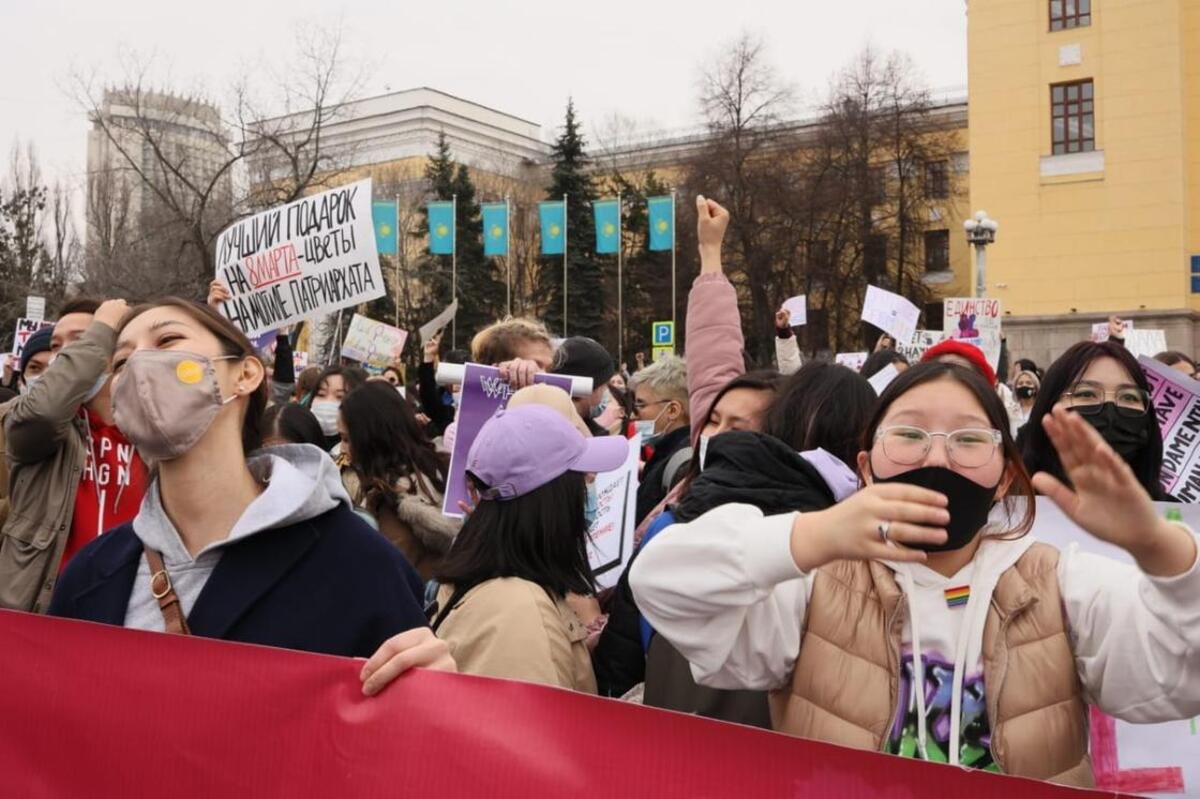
[394,193,401,328]
[617,192,623,368]
[451,193,458,350]
[505,196,512,317]
[975,244,986,298]
[670,190,677,331]
[562,193,568,338]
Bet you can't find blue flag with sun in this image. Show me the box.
[427,201,455,255]
[372,201,398,255]
[647,195,674,252]
[539,200,566,256]
[593,199,620,255]
[482,202,509,257]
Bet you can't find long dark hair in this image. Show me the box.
[437,471,592,598]
[766,361,876,468]
[341,382,449,497]
[866,361,1036,537]
[308,365,366,403]
[260,402,325,448]
[115,297,269,453]
[1019,341,1166,500]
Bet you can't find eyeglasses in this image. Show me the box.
[633,398,669,413]
[1061,380,1149,417]
[875,425,1003,469]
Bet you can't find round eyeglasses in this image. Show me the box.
[875,425,1003,469]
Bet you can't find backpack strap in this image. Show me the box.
[661,446,693,492]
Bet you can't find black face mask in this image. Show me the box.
[1074,402,1149,459]
[1015,386,1037,401]
[872,465,1000,552]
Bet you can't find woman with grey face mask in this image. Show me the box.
[47,297,452,679]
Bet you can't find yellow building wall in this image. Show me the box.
[968,0,1192,315]
[1186,0,1200,290]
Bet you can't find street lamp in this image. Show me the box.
[963,210,999,298]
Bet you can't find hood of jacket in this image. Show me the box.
[132,443,349,564]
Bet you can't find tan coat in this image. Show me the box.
[773,543,1092,787]
[435,578,596,693]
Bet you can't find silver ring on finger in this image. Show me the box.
[877,520,892,544]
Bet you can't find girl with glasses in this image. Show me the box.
[632,361,1200,787]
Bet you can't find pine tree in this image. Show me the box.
[450,163,506,343]
[539,100,604,343]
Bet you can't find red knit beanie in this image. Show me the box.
[921,339,997,386]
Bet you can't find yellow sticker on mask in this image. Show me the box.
[176,360,203,385]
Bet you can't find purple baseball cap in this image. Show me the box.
[466,404,630,500]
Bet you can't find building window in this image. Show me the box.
[1051,80,1095,155]
[1191,256,1200,294]
[924,230,950,272]
[924,302,945,332]
[1050,0,1091,30]
[925,160,949,199]
[865,235,888,282]
[868,167,886,206]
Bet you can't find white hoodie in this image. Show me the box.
[630,503,1200,769]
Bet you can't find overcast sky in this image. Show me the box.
[1,0,967,190]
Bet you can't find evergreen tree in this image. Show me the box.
[450,164,506,343]
[539,100,604,343]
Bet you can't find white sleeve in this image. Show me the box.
[1060,526,1200,723]
[774,335,803,376]
[629,503,813,691]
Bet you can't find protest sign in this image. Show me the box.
[0,610,1128,799]
[862,285,921,345]
[24,296,45,322]
[419,300,458,344]
[340,314,408,369]
[781,295,807,327]
[897,329,946,363]
[1140,355,1200,500]
[835,352,868,372]
[868,363,901,395]
[587,436,640,590]
[213,179,384,338]
[10,318,53,359]
[1092,319,1133,343]
[1125,329,1168,359]
[992,496,1199,798]
[293,351,309,371]
[944,297,1002,368]
[442,363,575,517]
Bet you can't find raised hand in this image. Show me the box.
[696,195,730,274]
[207,279,231,309]
[1033,406,1197,576]
[497,358,540,389]
[94,299,130,331]
[1107,315,1126,340]
[775,308,792,331]
[423,331,442,364]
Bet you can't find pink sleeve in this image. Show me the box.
[684,273,745,446]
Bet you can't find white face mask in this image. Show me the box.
[698,434,710,470]
[634,404,669,444]
[310,399,341,437]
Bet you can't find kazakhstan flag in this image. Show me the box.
[427,201,455,255]
[482,202,509,257]
[593,199,620,255]
[647,195,674,252]
[539,200,566,256]
[372,201,398,255]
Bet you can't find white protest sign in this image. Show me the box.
[835,352,868,372]
[993,496,1200,798]
[11,318,53,359]
[897,329,945,364]
[1141,355,1200,501]
[1092,319,1133,343]
[213,179,383,338]
[1126,329,1168,359]
[781,295,807,327]
[587,436,641,590]
[340,314,408,369]
[944,297,1002,369]
[25,296,45,322]
[862,285,920,345]
[868,363,901,395]
[293,351,310,372]
[419,300,459,344]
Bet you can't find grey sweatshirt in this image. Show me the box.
[123,444,349,632]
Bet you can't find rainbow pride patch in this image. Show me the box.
[944,586,970,608]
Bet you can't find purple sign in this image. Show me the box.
[441,363,574,516]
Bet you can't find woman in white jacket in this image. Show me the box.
[631,360,1200,787]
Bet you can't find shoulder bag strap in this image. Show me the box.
[145,547,191,636]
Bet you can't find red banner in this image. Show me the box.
[0,610,1129,798]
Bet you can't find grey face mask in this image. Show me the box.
[113,350,239,461]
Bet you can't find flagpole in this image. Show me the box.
[393,193,401,329]
[505,196,512,318]
[617,192,623,369]
[451,193,458,350]
[562,193,568,338]
[670,190,677,331]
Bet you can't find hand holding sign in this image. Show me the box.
[1033,406,1198,577]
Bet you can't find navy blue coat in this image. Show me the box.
[48,504,428,658]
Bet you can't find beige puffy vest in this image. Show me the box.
[771,543,1093,787]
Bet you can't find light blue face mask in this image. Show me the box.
[583,481,599,529]
[590,392,610,420]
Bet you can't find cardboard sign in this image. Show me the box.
[340,314,408,369]
[1141,355,1200,501]
[24,296,45,322]
[441,363,575,517]
[652,347,674,363]
[419,300,459,344]
[10,318,53,360]
[944,297,1002,369]
[898,329,946,364]
[293,351,310,372]
[868,363,901,395]
[834,352,868,372]
[587,436,640,590]
[1125,329,1168,359]
[862,285,920,345]
[1092,319,1133,343]
[214,179,384,338]
[781,296,808,327]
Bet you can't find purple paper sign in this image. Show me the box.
[441,363,574,516]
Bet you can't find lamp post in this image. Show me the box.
[963,210,999,298]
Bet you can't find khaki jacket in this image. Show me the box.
[435,578,596,693]
[0,322,115,613]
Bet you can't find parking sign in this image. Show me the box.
[652,321,674,347]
